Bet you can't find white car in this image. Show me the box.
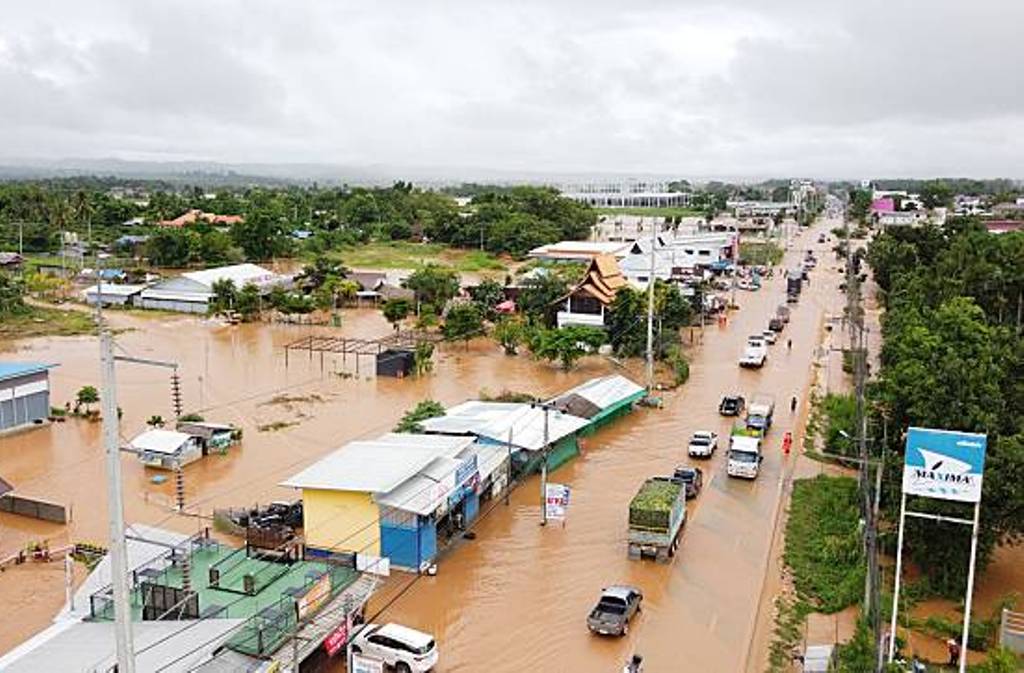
[688,430,719,458]
[762,329,778,344]
[350,623,438,672]
[739,335,768,368]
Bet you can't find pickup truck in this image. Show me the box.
[627,477,686,563]
[739,335,768,368]
[586,585,643,637]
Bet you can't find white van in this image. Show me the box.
[727,435,763,479]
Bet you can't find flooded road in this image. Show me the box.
[353,220,847,673]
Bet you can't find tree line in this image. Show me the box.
[867,218,1024,594]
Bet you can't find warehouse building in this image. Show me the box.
[0,362,56,432]
[138,263,286,314]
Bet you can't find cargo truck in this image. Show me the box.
[627,477,686,563]
[786,267,803,300]
[727,434,763,479]
[745,394,775,435]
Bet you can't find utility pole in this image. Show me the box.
[645,221,657,392]
[532,401,555,526]
[98,282,137,673]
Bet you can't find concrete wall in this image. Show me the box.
[0,494,67,523]
[139,297,209,313]
[302,488,380,556]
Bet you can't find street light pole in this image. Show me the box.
[532,401,556,526]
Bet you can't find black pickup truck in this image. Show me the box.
[587,585,643,637]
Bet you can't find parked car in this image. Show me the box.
[768,317,785,332]
[762,329,778,345]
[350,623,439,673]
[719,395,745,416]
[687,430,718,458]
[587,585,643,636]
[818,233,827,243]
[672,466,704,499]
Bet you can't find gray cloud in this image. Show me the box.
[0,0,1020,178]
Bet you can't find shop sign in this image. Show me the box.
[295,571,332,620]
[903,427,987,503]
[323,613,352,656]
[448,455,479,506]
[545,483,571,521]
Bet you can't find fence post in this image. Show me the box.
[1001,607,1007,648]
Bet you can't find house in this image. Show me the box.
[281,433,476,563]
[991,202,1024,219]
[349,271,388,303]
[175,421,240,454]
[82,283,146,307]
[0,252,23,268]
[138,263,286,313]
[527,240,631,262]
[547,375,646,432]
[556,255,627,328]
[870,197,896,214]
[129,429,204,469]
[875,211,922,228]
[158,209,244,228]
[419,400,589,471]
[985,220,1024,234]
[0,362,56,433]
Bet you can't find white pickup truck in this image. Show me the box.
[739,335,768,368]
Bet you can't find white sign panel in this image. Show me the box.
[545,483,571,521]
[903,427,987,503]
[351,653,385,673]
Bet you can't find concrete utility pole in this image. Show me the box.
[99,302,137,673]
[645,221,657,392]
[532,401,555,526]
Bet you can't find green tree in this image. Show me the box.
[382,298,412,331]
[404,264,459,307]
[467,279,506,321]
[606,283,692,358]
[198,229,238,265]
[919,180,953,209]
[75,385,99,414]
[394,399,445,433]
[442,303,484,345]
[231,205,288,260]
[147,415,165,428]
[848,189,873,224]
[517,270,571,327]
[530,325,605,370]
[209,278,238,314]
[413,342,434,376]
[147,228,200,267]
[235,282,261,320]
[298,255,348,291]
[0,274,27,315]
[493,316,525,355]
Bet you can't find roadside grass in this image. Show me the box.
[785,475,864,613]
[326,241,507,273]
[595,206,703,218]
[0,306,95,341]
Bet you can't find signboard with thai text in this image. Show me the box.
[351,653,385,673]
[323,613,352,657]
[295,571,332,620]
[903,427,987,503]
[545,483,571,520]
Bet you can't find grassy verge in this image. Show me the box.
[739,241,785,266]
[0,306,96,340]
[325,241,507,273]
[785,475,864,611]
[768,475,865,672]
[595,206,702,218]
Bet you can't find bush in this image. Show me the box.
[668,346,690,386]
[394,400,445,433]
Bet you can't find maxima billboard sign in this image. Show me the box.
[903,427,987,503]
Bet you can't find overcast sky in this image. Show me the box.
[1,0,1022,179]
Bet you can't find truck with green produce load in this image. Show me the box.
[627,477,686,563]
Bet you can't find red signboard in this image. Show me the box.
[323,615,351,657]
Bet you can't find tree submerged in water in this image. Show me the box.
[394,400,445,433]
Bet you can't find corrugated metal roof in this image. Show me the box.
[183,263,279,289]
[281,433,476,493]
[0,362,56,383]
[128,429,193,454]
[420,401,588,452]
[550,375,645,411]
[82,284,147,297]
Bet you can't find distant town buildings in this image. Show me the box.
[138,263,287,313]
[557,181,692,208]
[0,362,56,433]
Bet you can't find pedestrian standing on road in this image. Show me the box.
[787,338,792,351]
[790,396,797,413]
[947,638,960,666]
[783,431,793,455]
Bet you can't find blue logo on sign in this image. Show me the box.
[905,427,986,475]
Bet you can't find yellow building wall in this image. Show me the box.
[302,488,379,556]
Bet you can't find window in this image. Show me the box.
[698,249,711,256]
[569,295,602,315]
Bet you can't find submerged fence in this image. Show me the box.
[1001,608,1024,654]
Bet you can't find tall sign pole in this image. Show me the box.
[887,427,986,672]
[644,221,657,392]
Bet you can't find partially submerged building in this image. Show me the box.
[129,429,204,469]
[175,421,240,454]
[139,263,286,313]
[0,362,56,433]
[82,283,146,307]
[548,374,646,433]
[556,255,627,328]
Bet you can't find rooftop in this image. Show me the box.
[281,433,476,493]
[128,429,194,455]
[0,362,56,383]
[549,375,645,417]
[182,263,280,289]
[420,401,588,451]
